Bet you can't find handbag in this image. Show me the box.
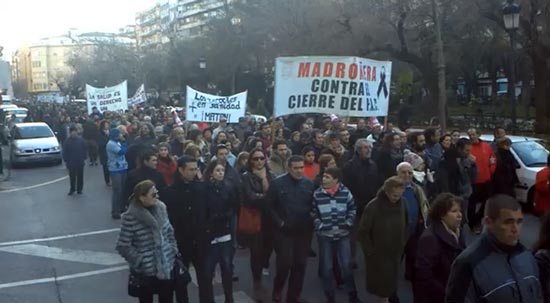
[128,270,147,298]
[238,206,262,235]
[173,254,192,287]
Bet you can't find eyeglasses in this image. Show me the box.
[400,171,414,175]
[150,191,159,197]
[252,157,265,161]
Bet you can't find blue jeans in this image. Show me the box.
[110,171,126,216]
[318,235,357,296]
[203,240,234,303]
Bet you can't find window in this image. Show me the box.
[32,61,41,68]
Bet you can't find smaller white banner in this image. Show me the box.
[128,84,147,106]
[186,86,247,123]
[86,81,128,114]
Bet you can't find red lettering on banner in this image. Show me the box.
[349,64,358,79]
[372,66,377,81]
[311,63,321,77]
[335,63,345,78]
[322,63,333,77]
[298,62,311,77]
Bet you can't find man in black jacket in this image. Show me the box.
[267,155,315,303]
[160,156,205,303]
[446,194,543,303]
[124,150,166,205]
[342,138,380,267]
[62,126,87,195]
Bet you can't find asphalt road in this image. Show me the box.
[0,155,542,303]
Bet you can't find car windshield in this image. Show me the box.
[14,126,54,139]
[512,141,549,167]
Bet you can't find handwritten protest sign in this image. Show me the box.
[274,56,392,117]
[86,81,128,114]
[186,86,246,123]
[128,84,146,107]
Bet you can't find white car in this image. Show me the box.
[478,134,549,206]
[9,122,62,167]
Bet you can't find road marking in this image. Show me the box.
[216,291,254,303]
[0,265,128,290]
[0,228,119,247]
[0,244,125,266]
[0,176,68,193]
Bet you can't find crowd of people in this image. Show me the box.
[10,100,550,303]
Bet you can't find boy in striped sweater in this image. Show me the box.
[311,167,360,303]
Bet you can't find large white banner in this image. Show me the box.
[86,81,128,114]
[186,86,246,123]
[128,84,147,107]
[274,56,392,117]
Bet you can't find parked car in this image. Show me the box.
[9,122,62,167]
[478,134,549,206]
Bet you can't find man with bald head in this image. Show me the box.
[396,162,430,284]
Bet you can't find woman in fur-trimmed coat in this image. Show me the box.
[116,180,178,303]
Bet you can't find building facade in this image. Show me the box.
[11,30,136,96]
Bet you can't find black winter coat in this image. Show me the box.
[376,149,404,181]
[342,155,381,213]
[124,166,166,204]
[62,136,87,167]
[98,132,109,165]
[201,180,238,242]
[267,174,314,234]
[160,179,204,261]
[241,170,274,211]
[535,249,550,303]
[493,148,519,197]
[414,221,465,303]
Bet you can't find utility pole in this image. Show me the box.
[432,0,447,132]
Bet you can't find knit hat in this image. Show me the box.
[404,150,424,170]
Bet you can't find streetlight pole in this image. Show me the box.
[502,0,521,134]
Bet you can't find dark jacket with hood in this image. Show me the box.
[342,153,381,214]
[106,128,128,173]
[267,173,315,235]
[414,220,466,303]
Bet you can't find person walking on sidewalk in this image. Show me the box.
[62,126,87,195]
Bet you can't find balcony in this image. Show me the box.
[176,1,224,19]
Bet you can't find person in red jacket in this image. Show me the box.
[156,142,178,186]
[535,155,550,215]
[467,128,496,234]
[302,146,320,181]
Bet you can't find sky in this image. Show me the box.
[1,0,156,57]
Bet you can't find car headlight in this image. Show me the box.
[51,146,60,151]
[15,148,25,154]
